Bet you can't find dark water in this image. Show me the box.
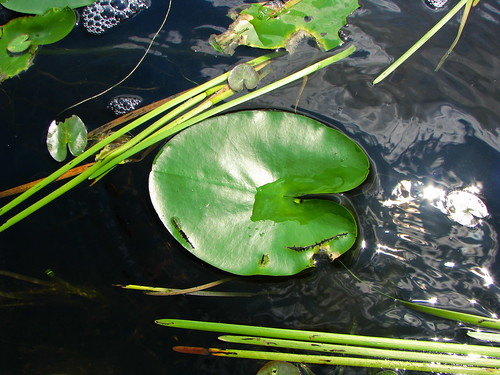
[0,0,499,374]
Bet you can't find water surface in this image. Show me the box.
[0,0,498,374]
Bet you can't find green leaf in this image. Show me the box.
[6,33,31,54]
[149,111,369,276]
[0,0,96,14]
[46,115,88,162]
[210,0,359,55]
[228,63,260,91]
[4,7,76,45]
[0,8,76,82]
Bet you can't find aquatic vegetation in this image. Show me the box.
[81,0,151,34]
[0,0,96,14]
[227,63,260,91]
[402,300,500,330]
[373,0,480,84]
[210,0,359,55]
[46,115,88,162]
[0,47,356,231]
[467,331,500,344]
[117,278,258,297]
[158,318,500,374]
[149,110,369,276]
[257,361,300,375]
[0,269,98,305]
[0,7,76,82]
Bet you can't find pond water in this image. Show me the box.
[0,0,499,374]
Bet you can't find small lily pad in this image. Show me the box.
[149,111,369,276]
[6,33,31,55]
[228,63,260,91]
[46,115,88,162]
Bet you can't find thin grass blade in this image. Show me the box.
[403,301,500,330]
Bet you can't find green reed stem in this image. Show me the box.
[157,318,500,357]
[173,346,499,374]
[373,0,469,84]
[0,48,353,232]
[89,46,357,179]
[435,0,475,71]
[219,335,500,368]
[403,301,500,330]
[0,51,283,220]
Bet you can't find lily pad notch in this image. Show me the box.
[149,111,370,276]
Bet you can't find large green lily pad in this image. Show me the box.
[149,111,369,276]
[210,0,359,55]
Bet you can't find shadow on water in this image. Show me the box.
[0,0,498,374]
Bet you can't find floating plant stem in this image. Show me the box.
[339,260,500,330]
[0,163,95,199]
[0,51,284,230]
[0,47,354,232]
[468,331,500,344]
[373,0,470,84]
[402,301,500,330]
[172,346,499,374]
[157,318,500,357]
[117,278,234,296]
[91,46,357,179]
[219,336,500,368]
